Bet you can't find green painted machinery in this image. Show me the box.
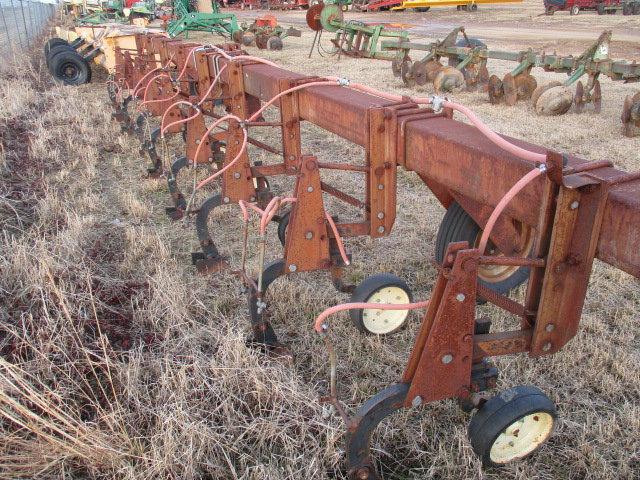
[167,0,240,39]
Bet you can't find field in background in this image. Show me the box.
[0,4,639,479]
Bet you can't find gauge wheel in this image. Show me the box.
[349,273,413,335]
[46,43,76,69]
[44,38,68,57]
[570,4,580,14]
[49,50,91,85]
[468,386,556,467]
[435,201,534,295]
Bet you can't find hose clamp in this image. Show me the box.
[336,77,350,87]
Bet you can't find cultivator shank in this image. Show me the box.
[106,32,640,479]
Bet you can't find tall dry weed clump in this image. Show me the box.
[0,52,337,479]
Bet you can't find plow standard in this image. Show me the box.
[53,25,640,479]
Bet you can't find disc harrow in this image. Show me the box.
[383,28,640,133]
[93,29,640,479]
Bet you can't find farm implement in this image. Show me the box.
[232,14,302,50]
[306,2,409,59]
[61,27,640,479]
[166,0,241,38]
[384,28,640,134]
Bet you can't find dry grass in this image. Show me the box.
[0,9,639,480]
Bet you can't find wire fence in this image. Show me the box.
[0,0,57,60]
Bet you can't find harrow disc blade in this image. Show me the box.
[401,59,415,87]
[593,79,602,114]
[573,80,585,113]
[535,85,574,116]
[433,66,464,94]
[502,73,518,106]
[621,91,640,137]
[411,61,428,86]
[306,3,324,31]
[487,74,504,104]
[477,64,490,92]
[425,59,443,82]
[517,74,538,100]
[242,31,256,47]
[391,55,404,77]
[232,30,243,43]
[531,81,562,109]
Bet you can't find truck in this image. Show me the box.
[543,0,640,15]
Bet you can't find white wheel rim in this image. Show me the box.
[489,412,554,464]
[362,286,410,334]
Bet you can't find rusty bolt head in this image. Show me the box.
[377,212,384,219]
[233,172,241,179]
[570,201,580,210]
[377,226,385,233]
[545,324,555,332]
[289,155,295,161]
[542,342,552,352]
[305,231,313,240]
[195,139,201,144]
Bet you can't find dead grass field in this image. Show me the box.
[0,6,639,480]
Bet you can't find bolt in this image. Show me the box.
[542,342,552,352]
[223,197,230,203]
[233,172,241,179]
[289,155,295,161]
[377,184,384,190]
[377,226,385,233]
[442,354,453,364]
[307,186,314,193]
[305,231,313,240]
[250,196,256,202]
[570,201,580,210]
[411,396,423,408]
[545,323,555,332]
[377,212,384,219]
[289,264,297,272]
[208,157,213,162]
[195,139,201,145]
[456,293,465,302]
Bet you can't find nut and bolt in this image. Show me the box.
[288,264,297,272]
[377,226,385,233]
[223,197,230,203]
[377,212,385,219]
[233,172,241,179]
[456,293,466,302]
[305,231,313,240]
[542,342,552,352]
[570,201,580,210]
[441,354,454,364]
[377,184,384,190]
[411,396,423,408]
[545,324,555,332]
[307,186,314,193]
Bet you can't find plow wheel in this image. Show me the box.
[487,74,504,104]
[622,91,640,137]
[433,66,464,94]
[400,58,415,87]
[306,3,324,30]
[535,84,574,116]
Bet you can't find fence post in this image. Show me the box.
[18,0,30,46]
[10,0,24,49]
[0,3,14,56]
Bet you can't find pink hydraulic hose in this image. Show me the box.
[160,101,200,138]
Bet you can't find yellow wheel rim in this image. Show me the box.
[490,412,554,464]
[362,286,410,335]
[475,222,534,284]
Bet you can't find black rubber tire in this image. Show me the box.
[49,50,92,85]
[349,273,413,335]
[46,44,76,68]
[434,201,530,295]
[471,3,478,10]
[468,386,556,467]
[414,7,430,11]
[622,2,631,14]
[597,2,605,14]
[44,38,68,58]
[634,2,640,14]
[545,6,555,14]
[570,4,580,14]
